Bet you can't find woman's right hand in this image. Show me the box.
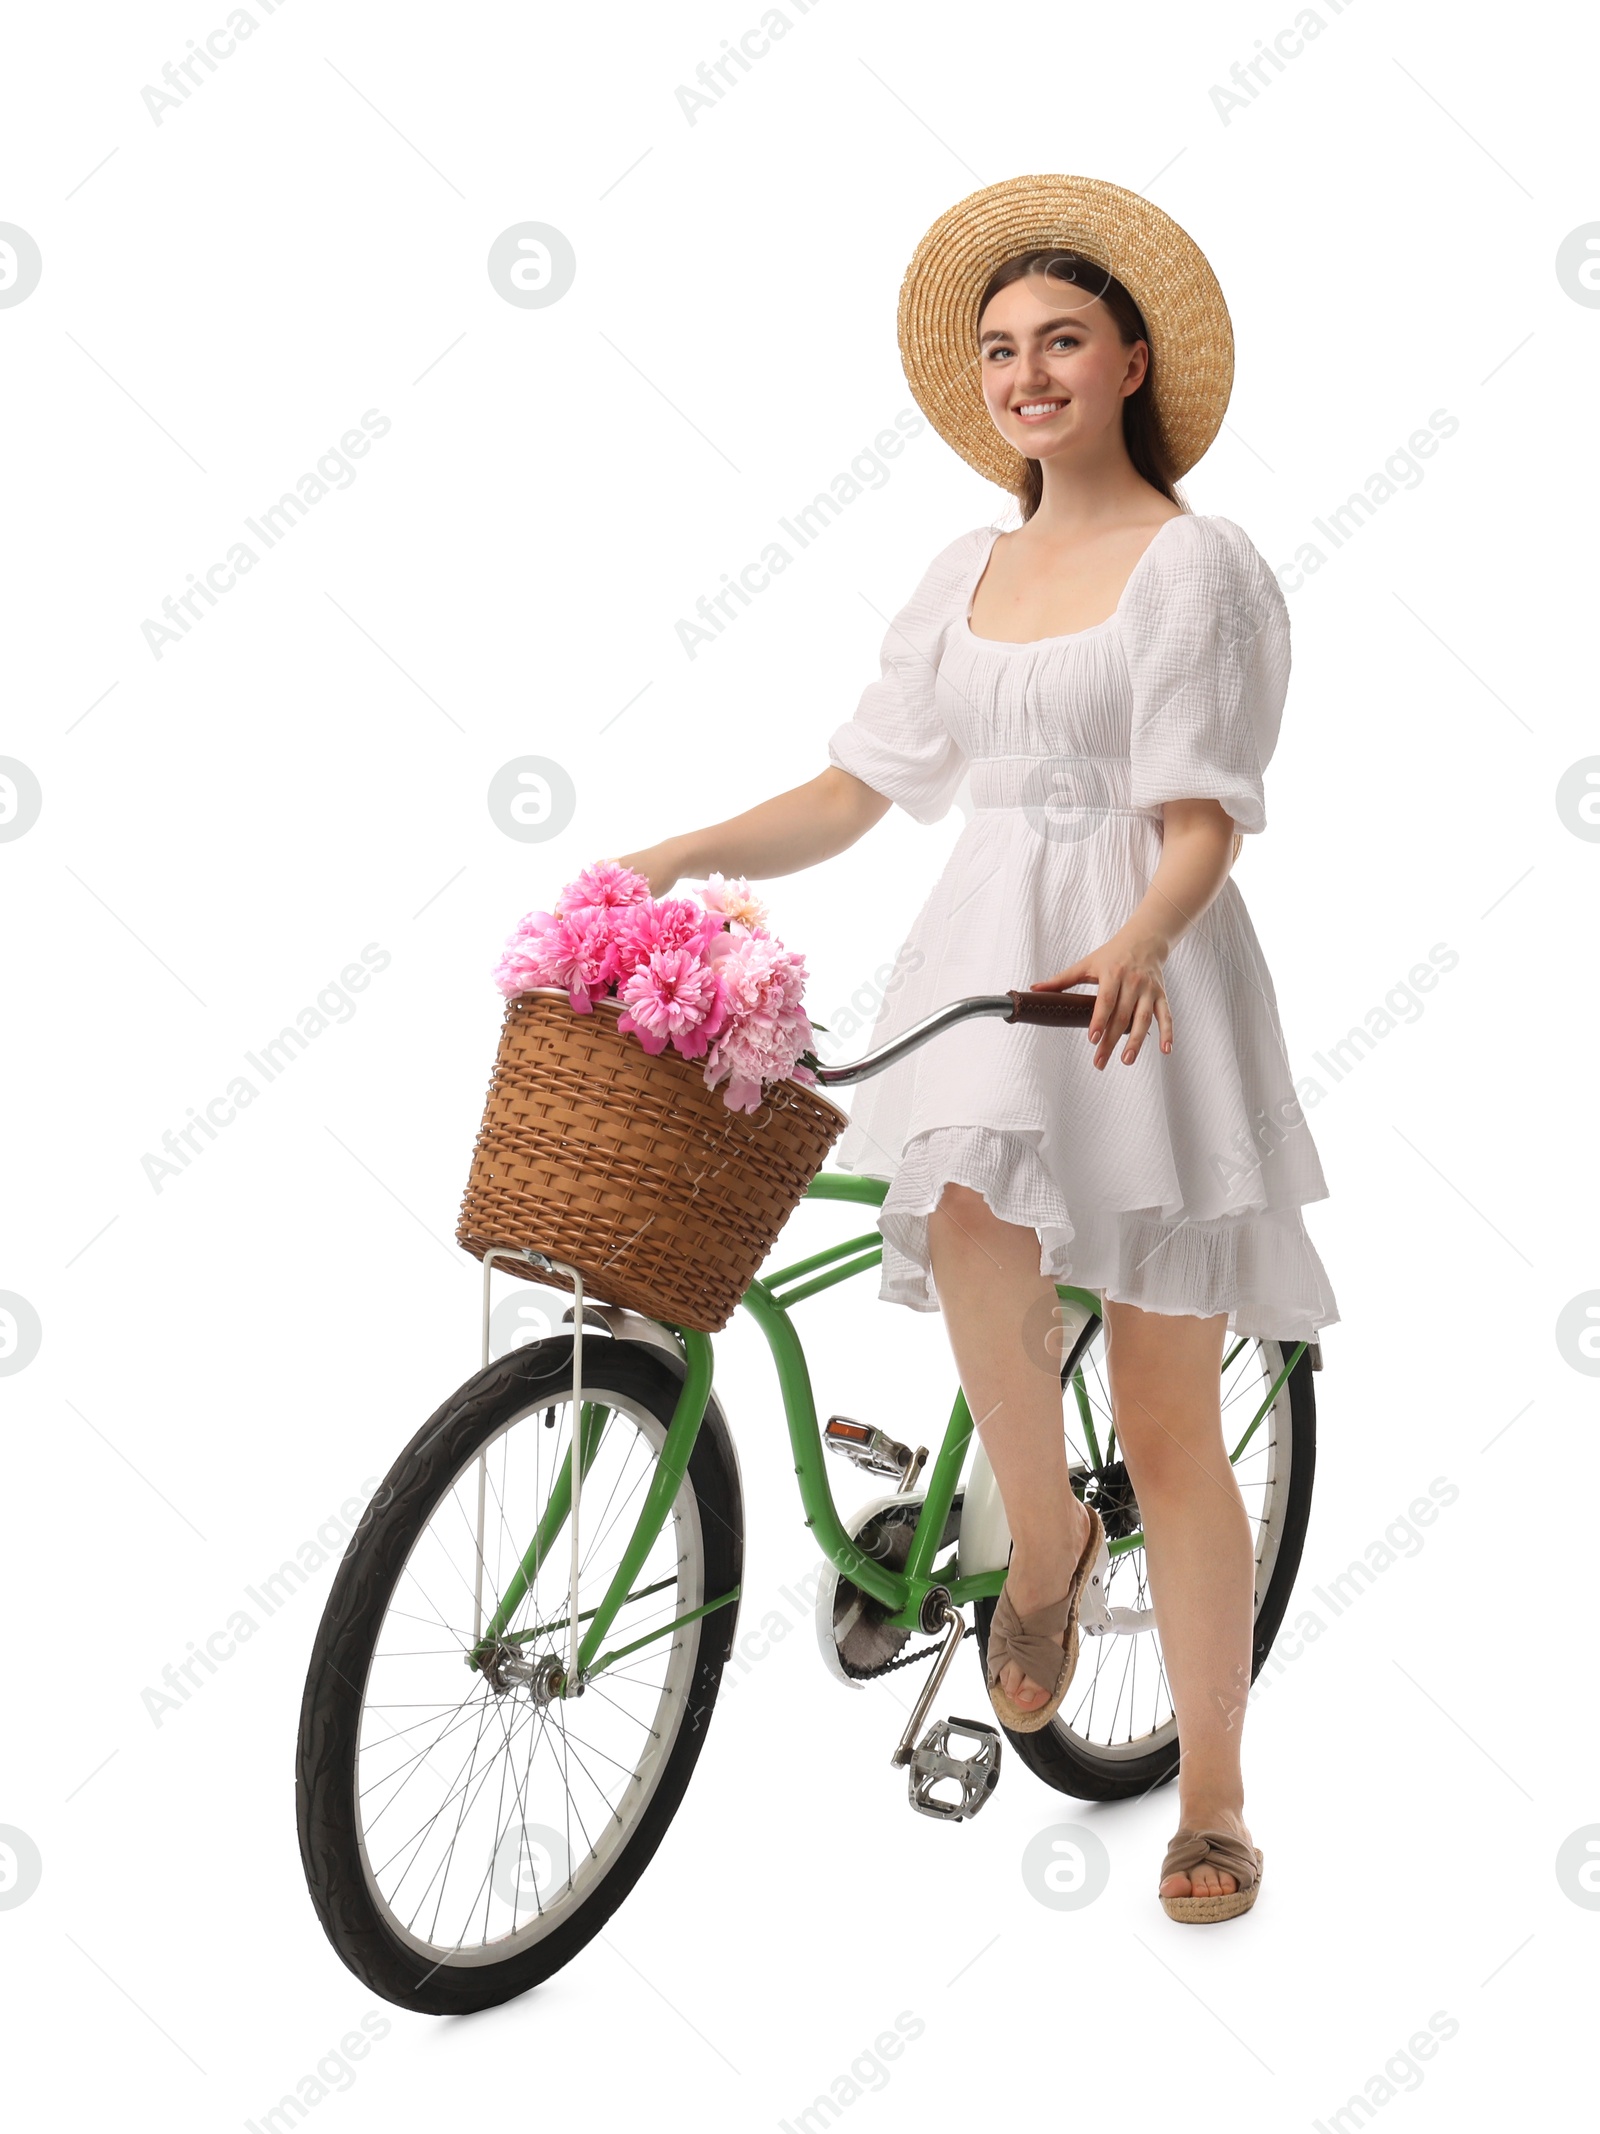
[607,840,688,898]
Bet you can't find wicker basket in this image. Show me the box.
[456,987,851,1332]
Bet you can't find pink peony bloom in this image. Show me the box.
[699,931,817,1110]
[705,928,809,1015]
[555,859,652,924]
[493,905,620,1013]
[699,872,769,933]
[492,908,565,998]
[701,1008,818,1111]
[612,895,723,985]
[616,946,731,1058]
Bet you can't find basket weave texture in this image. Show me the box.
[457,988,850,1333]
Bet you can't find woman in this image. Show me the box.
[615,175,1338,1922]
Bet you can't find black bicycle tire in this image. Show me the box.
[974,1333,1317,1803]
[294,1335,743,2015]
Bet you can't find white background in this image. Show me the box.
[3,1,1596,2127]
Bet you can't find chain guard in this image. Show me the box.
[815,1491,964,1686]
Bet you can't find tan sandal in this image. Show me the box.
[984,1504,1105,1734]
[1157,1827,1265,1923]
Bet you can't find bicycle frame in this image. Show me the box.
[465,1169,1308,1694]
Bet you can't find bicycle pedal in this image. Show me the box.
[825,1416,925,1486]
[906,1716,1002,1822]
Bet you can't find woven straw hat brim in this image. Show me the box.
[896,174,1234,488]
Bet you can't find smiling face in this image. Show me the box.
[976,267,1150,466]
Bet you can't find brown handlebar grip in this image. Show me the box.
[1005,986,1096,1027]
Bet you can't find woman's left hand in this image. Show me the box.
[1033,929,1173,1070]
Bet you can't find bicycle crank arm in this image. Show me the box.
[890,1591,969,1768]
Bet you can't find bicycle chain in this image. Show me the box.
[839,1622,973,1682]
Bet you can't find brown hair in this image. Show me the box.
[975,249,1183,519]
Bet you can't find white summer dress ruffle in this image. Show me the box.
[824,512,1339,1343]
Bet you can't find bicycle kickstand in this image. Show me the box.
[890,1591,1002,1823]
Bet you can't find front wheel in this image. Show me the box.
[295,1335,743,2014]
[974,1322,1316,1801]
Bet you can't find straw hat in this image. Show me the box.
[896,174,1234,488]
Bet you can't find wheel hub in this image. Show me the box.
[1084,1460,1140,1544]
[480,1644,572,1705]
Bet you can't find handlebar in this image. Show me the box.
[810,988,1096,1089]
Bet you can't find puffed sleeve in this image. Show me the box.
[826,529,987,825]
[1121,515,1288,838]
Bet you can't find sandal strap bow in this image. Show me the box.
[985,1584,1074,1697]
[1159,1827,1261,1892]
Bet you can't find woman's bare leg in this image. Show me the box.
[925,1183,1091,1712]
[1099,1295,1254,1900]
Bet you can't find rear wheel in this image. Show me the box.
[295,1335,742,2013]
[974,1317,1316,1801]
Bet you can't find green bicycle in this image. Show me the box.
[295,990,1319,2014]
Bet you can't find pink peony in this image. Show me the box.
[611,895,723,986]
[699,931,818,1111]
[555,859,652,924]
[493,905,620,1013]
[702,1010,818,1111]
[699,872,769,933]
[616,946,732,1058]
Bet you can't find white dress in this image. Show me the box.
[825,511,1339,1343]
